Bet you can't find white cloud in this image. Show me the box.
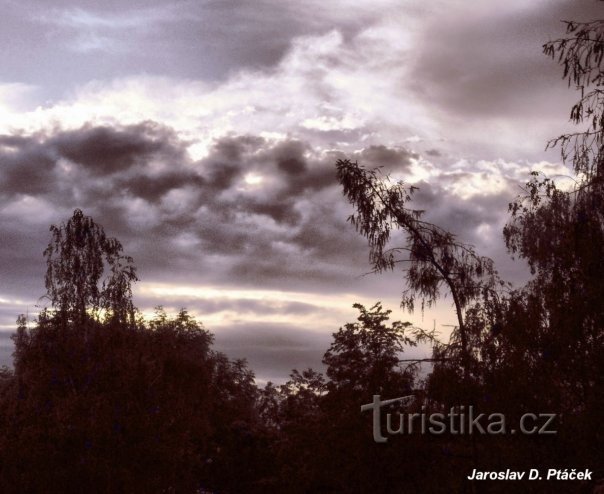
[0,18,434,154]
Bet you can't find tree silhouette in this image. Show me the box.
[335,159,503,376]
[261,303,432,494]
[502,17,604,404]
[333,16,604,492]
[1,212,269,493]
[44,209,138,326]
[543,19,604,180]
[323,302,416,398]
[2,15,604,494]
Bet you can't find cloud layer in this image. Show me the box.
[0,0,592,380]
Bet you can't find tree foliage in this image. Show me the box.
[258,303,433,494]
[335,159,503,374]
[500,18,604,416]
[543,20,604,179]
[333,16,604,492]
[323,302,416,397]
[44,209,138,326]
[0,212,271,493]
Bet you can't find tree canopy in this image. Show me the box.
[43,209,138,326]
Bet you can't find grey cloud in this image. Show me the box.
[212,322,333,383]
[253,138,337,194]
[411,0,602,122]
[247,203,301,225]
[3,0,383,98]
[354,145,418,170]
[117,172,205,202]
[0,124,371,297]
[51,122,184,176]
[0,121,529,335]
[1,150,57,197]
[0,122,187,201]
[410,178,512,241]
[277,157,306,176]
[274,140,309,175]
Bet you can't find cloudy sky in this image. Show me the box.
[0,0,600,382]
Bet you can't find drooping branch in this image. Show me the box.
[336,159,501,372]
[544,20,604,181]
[543,20,604,88]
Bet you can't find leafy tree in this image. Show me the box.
[335,17,604,492]
[335,160,503,376]
[323,302,416,399]
[500,18,604,408]
[1,212,268,493]
[426,18,604,491]
[261,303,435,494]
[3,309,212,493]
[492,20,604,482]
[203,351,274,493]
[44,209,138,326]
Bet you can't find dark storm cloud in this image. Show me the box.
[0,120,524,315]
[412,0,603,121]
[202,135,265,190]
[0,146,57,196]
[116,171,205,202]
[0,123,378,295]
[52,122,185,176]
[0,122,183,184]
[274,140,309,175]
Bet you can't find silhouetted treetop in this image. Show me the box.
[44,209,138,325]
[323,302,416,396]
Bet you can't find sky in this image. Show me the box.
[0,0,601,382]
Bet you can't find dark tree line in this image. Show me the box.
[0,16,603,494]
[0,211,266,492]
[0,210,437,493]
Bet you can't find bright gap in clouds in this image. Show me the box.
[135,282,457,384]
[138,282,360,326]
